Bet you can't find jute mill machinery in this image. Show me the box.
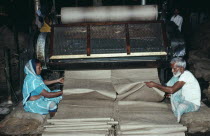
[35,3,185,84]
[34,2,188,136]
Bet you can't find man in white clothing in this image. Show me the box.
[145,57,201,122]
[170,9,183,32]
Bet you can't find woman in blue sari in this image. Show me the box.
[22,59,63,117]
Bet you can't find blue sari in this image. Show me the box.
[22,59,62,115]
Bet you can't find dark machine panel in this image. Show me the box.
[53,26,87,55]
[47,21,168,70]
[129,23,165,52]
[51,21,167,59]
[90,24,126,54]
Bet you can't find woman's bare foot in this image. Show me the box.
[49,112,56,118]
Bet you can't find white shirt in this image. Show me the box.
[171,15,183,32]
[178,70,201,106]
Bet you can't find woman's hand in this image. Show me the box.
[144,81,156,88]
[41,90,63,98]
[44,77,64,85]
[57,77,64,84]
[29,95,42,101]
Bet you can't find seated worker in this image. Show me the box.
[145,57,201,122]
[22,59,63,117]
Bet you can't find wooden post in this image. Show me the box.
[4,48,13,104]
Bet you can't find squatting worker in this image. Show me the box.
[145,57,201,122]
[22,59,64,118]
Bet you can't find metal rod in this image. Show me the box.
[125,24,131,55]
[50,52,167,59]
[52,21,163,27]
[87,25,91,56]
[50,26,54,58]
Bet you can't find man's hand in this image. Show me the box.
[57,77,64,84]
[144,81,156,88]
[165,93,171,98]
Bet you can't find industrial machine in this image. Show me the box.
[35,4,185,83]
[34,3,187,136]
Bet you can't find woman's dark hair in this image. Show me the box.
[31,59,41,73]
[34,59,41,65]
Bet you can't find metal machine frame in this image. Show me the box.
[36,21,168,70]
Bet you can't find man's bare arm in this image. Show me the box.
[145,81,185,94]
